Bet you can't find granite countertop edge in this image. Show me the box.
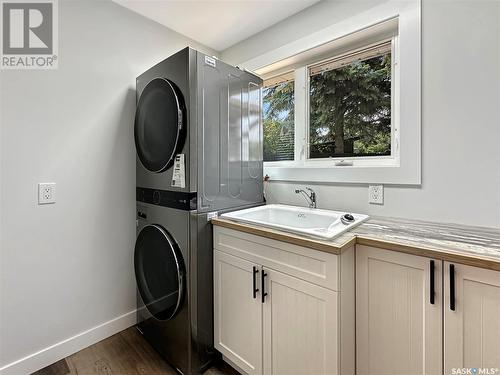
[212,216,500,271]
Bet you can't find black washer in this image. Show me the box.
[134,78,186,173]
[134,224,185,321]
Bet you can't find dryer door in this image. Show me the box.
[134,78,185,173]
[134,224,185,321]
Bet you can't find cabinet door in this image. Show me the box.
[214,250,263,375]
[444,262,500,374]
[356,246,442,375]
[262,268,338,375]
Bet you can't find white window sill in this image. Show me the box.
[264,160,420,185]
[265,156,398,168]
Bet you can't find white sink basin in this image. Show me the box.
[221,204,369,240]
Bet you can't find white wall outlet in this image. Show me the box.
[38,183,56,204]
[369,185,384,205]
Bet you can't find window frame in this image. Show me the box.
[248,4,421,185]
[264,37,399,169]
[262,71,296,163]
[304,38,398,167]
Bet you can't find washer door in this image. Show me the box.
[134,224,185,321]
[134,78,185,173]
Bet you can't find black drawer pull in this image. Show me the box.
[252,266,259,299]
[450,264,456,311]
[261,270,268,303]
[430,260,435,305]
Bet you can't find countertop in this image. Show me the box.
[211,216,500,271]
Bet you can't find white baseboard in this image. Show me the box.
[0,310,137,375]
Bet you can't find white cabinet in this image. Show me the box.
[356,245,442,375]
[215,226,500,375]
[214,251,263,375]
[263,268,338,375]
[213,226,354,375]
[357,245,500,375]
[444,262,500,374]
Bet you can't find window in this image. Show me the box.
[250,13,421,184]
[263,72,295,161]
[308,42,392,159]
[262,40,396,166]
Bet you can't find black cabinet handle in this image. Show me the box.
[430,260,435,305]
[252,266,259,299]
[450,264,456,311]
[261,270,268,303]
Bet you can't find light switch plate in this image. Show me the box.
[38,183,56,204]
[369,185,384,205]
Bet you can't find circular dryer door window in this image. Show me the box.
[134,78,185,173]
[134,224,185,321]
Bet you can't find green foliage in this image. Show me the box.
[309,53,392,157]
[263,81,295,161]
[262,53,391,161]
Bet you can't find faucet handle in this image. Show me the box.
[306,187,316,195]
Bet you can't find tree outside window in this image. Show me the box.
[262,78,294,162]
[309,46,392,159]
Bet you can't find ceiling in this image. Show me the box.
[113,0,321,51]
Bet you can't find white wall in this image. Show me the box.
[0,1,215,372]
[221,0,500,228]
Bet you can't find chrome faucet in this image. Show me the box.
[295,187,317,209]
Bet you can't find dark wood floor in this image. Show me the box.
[31,327,238,375]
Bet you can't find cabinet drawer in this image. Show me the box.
[214,226,339,290]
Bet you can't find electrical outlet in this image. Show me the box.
[38,183,56,204]
[369,185,384,205]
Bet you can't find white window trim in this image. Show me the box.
[244,0,421,185]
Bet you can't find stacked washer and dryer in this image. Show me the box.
[133,48,264,375]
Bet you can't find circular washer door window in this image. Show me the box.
[134,224,185,321]
[134,78,185,173]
